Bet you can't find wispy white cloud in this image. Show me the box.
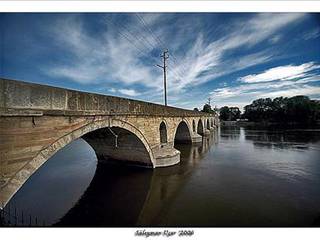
[211,83,320,110]
[109,88,116,93]
[210,61,320,109]
[270,35,281,44]
[166,13,306,92]
[118,88,140,96]
[46,15,161,91]
[238,62,320,83]
[303,28,320,40]
[260,85,320,99]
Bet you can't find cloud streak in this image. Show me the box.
[118,88,140,96]
[211,61,320,109]
[239,62,320,83]
[165,13,306,92]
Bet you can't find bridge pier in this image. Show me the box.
[152,144,180,168]
[191,133,202,143]
[204,129,211,136]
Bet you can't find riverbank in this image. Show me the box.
[221,120,320,128]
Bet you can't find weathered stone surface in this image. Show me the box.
[191,133,202,143]
[0,80,4,108]
[5,80,32,109]
[30,85,52,109]
[51,88,66,110]
[67,91,78,111]
[152,145,180,167]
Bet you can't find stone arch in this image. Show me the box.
[159,121,168,144]
[1,118,155,208]
[197,119,204,135]
[192,120,196,132]
[207,119,210,129]
[174,120,192,143]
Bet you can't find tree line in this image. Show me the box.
[242,96,320,124]
[198,95,320,125]
[193,103,216,113]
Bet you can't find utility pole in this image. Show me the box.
[207,97,212,106]
[157,49,169,106]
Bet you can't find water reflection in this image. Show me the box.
[137,133,218,226]
[220,126,241,140]
[2,139,97,226]
[55,133,217,226]
[55,163,153,226]
[243,128,320,151]
[3,127,320,227]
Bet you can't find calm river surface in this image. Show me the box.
[4,127,320,227]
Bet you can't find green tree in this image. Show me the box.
[229,107,241,121]
[219,106,230,121]
[202,103,214,113]
[242,95,320,125]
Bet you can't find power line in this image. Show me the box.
[105,17,158,66]
[135,14,166,49]
[168,49,190,78]
[116,16,157,52]
[107,14,189,101]
[134,14,188,80]
[167,66,183,83]
[134,14,190,98]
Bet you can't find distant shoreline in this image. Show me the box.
[221,120,320,128]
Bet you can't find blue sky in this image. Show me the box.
[1,13,320,110]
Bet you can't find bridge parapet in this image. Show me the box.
[0,78,215,118]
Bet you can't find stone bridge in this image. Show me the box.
[0,78,219,208]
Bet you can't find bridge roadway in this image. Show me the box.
[0,78,219,208]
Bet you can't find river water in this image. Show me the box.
[4,127,320,227]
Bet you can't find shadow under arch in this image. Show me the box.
[159,121,168,144]
[197,119,204,135]
[2,118,155,208]
[174,120,192,144]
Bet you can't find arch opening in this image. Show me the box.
[197,119,204,135]
[83,127,153,167]
[207,119,210,130]
[159,121,168,144]
[174,121,192,144]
